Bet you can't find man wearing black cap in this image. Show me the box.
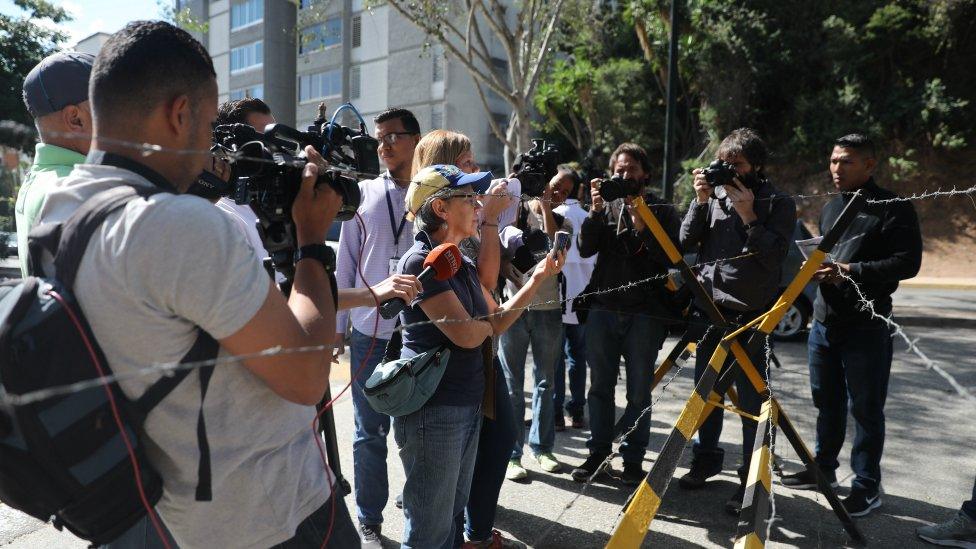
[15,51,95,276]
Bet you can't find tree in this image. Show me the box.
[0,0,72,127]
[379,0,570,170]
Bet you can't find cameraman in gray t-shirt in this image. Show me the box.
[37,22,360,548]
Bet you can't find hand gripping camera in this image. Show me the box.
[512,139,560,197]
[210,103,379,278]
[701,159,738,187]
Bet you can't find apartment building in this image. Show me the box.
[177,0,510,172]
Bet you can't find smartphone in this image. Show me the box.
[553,230,571,254]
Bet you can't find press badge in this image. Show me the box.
[389,257,400,276]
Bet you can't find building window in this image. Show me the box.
[229,85,263,101]
[300,17,342,54]
[350,65,361,99]
[230,0,263,30]
[431,104,444,129]
[352,15,362,48]
[230,40,263,73]
[299,69,342,102]
[432,45,445,83]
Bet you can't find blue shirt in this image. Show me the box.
[398,231,488,407]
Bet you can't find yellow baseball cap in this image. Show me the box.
[405,164,493,221]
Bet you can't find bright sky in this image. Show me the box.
[0,0,161,46]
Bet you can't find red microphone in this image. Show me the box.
[379,243,463,319]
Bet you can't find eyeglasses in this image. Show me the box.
[377,132,418,146]
[449,193,483,207]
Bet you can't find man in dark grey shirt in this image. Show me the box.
[677,128,796,515]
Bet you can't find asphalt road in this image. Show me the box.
[3,317,974,548]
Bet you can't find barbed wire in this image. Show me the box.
[763,336,780,542]
[0,250,761,408]
[17,127,976,211]
[836,271,976,403]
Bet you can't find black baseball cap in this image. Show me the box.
[22,51,95,118]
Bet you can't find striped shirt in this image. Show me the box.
[335,172,412,340]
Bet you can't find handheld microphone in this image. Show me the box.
[379,243,463,319]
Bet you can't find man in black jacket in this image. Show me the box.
[569,143,680,486]
[782,134,921,518]
[677,128,797,516]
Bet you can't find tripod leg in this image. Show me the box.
[317,385,352,496]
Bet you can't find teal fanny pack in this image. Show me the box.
[363,323,451,417]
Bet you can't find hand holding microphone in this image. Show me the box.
[379,243,463,319]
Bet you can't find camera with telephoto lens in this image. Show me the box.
[512,139,560,197]
[209,103,378,277]
[597,174,642,202]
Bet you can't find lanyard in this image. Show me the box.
[384,176,408,253]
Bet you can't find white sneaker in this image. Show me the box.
[506,458,528,481]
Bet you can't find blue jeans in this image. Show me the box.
[692,314,769,478]
[498,309,564,459]
[808,320,893,492]
[554,323,587,416]
[270,494,361,548]
[349,329,391,526]
[394,402,482,549]
[962,476,976,520]
[454,361,518,544]
[101,515,175,549]
[585,309,666,463]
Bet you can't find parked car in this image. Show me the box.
[674,220,818,341]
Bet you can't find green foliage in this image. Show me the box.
[0,0,71,126]
[538,0,976,178]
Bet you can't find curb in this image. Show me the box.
[901,278,976,290]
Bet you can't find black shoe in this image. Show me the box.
[554,413,566,432]
[571,454,610,482]
[843,488,882,517]
[781,467,838,490]
[621,461,645,487]
[360,523,382,547]
[678,460,723,490]
[570,411,585,429]
[725,483,746,516]
[395,493,403,509]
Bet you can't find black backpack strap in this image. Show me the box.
[52,185,159,289]
[135,331,220,502]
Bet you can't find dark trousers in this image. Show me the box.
[554,322,587,416]
[585,309,666,464]
[691,310,769,478]
[454,360,518,544]
[807,320,893,492]
[962,476,976,520]
[271,494,361,548]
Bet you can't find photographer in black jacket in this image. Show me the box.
[677,128,797,515]
[569,143,680,486]
[781,134,921,518]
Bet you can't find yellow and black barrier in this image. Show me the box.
[733,399,777,549]
[607,192,868,549]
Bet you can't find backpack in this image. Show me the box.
[0,185,218,545]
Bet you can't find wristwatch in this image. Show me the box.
[294,244,336,272]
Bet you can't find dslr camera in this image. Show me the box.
[597,174,642,202]
[700,159,738,187]
[512,139,560,197]
[209,103,378,276]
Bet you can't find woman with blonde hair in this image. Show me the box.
[412,129,480,177]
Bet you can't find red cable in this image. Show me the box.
[311,211,383,548]
[48,290,172,549]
